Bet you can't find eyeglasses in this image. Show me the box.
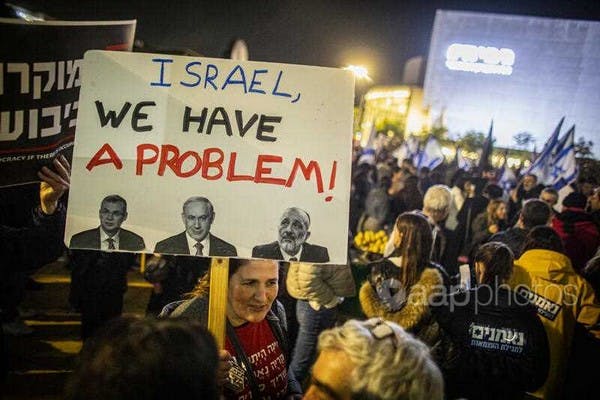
[363,318,398,351]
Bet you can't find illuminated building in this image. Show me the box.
[424,10,600,156]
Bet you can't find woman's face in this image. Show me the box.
[227,260,279,326]
[495,203,507,220]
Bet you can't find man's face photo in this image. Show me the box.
[99,201,127,236]
[182,200,214,241]
[278,209,309,256]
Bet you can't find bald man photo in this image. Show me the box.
[252,207,329,263]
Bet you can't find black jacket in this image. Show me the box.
[488,227,528,258]
[431,286,549,400]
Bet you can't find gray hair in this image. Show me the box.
[101,194,127,213]
[317,318,443,400]
[182,196,214,215]
[423,185,452,214]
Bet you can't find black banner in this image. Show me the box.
[0,18,136,187]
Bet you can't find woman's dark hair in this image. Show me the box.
[474,242,514,285]
[391,212,433,288]
[483,183,503,200]
[520,226,564,254]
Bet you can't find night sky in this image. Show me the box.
[11,0,600,84]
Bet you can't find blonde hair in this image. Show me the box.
[317,318,444,400]
[486,199,506,227]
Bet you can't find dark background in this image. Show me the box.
[7,0,600,84]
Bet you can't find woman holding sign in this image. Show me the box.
[161,258,302,399]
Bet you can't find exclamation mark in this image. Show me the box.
[325,160,337,202]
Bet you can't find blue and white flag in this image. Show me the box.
[415,136,445,170]
[394,135,420,166]
[550,125,578,191]
[498,158,517,193]
[525,117,564,184]
[455,147,471,171]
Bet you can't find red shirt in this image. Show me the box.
[224,318,288,400]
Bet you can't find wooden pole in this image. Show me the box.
[139,252,146,273]
[207,257,229,348]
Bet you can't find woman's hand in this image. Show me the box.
[38,155,71,215]
[217,349,233,387]
[488,224,499,234]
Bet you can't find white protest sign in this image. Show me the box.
[65,50,354,264]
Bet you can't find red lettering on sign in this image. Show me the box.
[86,143,123,171]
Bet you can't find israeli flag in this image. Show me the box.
[550,126,578,191]
[498,159,517,193]
[394,135,420,166]
[456,147,471,171]
[415,136,445,170]
[525,117,564,184]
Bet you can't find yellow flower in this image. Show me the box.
[353,229,389,254]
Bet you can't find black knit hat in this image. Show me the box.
[562,192,587,209]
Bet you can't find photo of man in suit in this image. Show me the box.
[154,196,237,256]
[69,194,145,251]
[252,207,329,263]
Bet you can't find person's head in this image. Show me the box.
[390,212,433,288]
[423,185,452,223]
[65,316,219,400]
[518,199,551,230]
[540,187,559,208]
[227,258,279,326]
[182,197,214,241]
[482,166,496,181]
[487,199,508,225]
[522,174,538,192]
[450,168,467,189]
[403,174,419,190]
[562,192,588,211]
[473,242,514,286]
[482,183,503,200]
[418,166,430,178]
[520,226,565,255]
[305,318,443,400]
[278,207,311,256]
[577,177,597,197]
[589,187,600,212]
[99,195,127,236]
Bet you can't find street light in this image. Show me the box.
[344,65,371,82]
[344,65,372,141]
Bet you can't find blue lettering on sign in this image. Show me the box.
[221,65,248,93]
[150,58,173,87]
[180,62,202,87]
[249,69,267,94]
[148,59,302,103]
[205,64,219,90]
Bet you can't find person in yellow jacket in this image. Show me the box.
[509,226,600,400]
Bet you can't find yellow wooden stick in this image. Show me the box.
[207,257,229,349]
[139,252,146,274]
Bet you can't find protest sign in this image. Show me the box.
[0,18,136,187]
[65,51,354,264]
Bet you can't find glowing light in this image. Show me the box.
[344,65,371,81]
[364,89,410,101]
[445,43,515,75]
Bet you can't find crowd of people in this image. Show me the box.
[2,139,600,399]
